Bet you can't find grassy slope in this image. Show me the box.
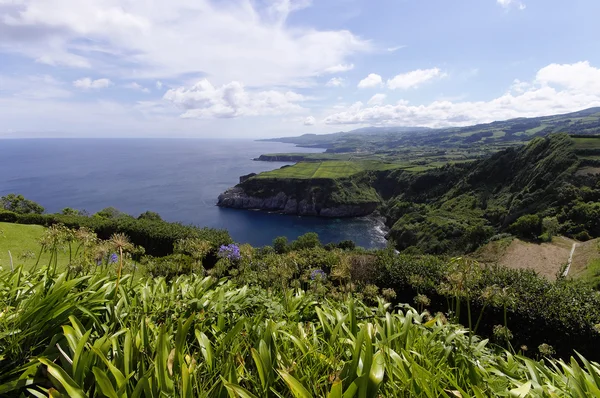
[570,238,600,282]
[254,160,404,179]
[0,222,54,271]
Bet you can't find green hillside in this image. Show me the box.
[261,107,600,153]
[0,222,54,270]
[380,134,597,253]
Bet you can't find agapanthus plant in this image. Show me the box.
[218,244,242,261]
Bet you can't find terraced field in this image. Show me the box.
[573,136,600,150]
[255,160,403,179]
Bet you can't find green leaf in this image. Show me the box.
[367,351,385,397]
[92,367,118,398]
[509,381,531,397]
[327,380,343,398]
[38,358,87,398]
[278,370,313,398]
[223,382,260,398]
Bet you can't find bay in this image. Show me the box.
[0,139,388,248]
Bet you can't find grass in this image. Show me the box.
[254,160,403,179]
[0,222,58,271]
[573,136,600,150]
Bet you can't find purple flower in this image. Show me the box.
[218,244,242,261]
[310,269,327,281]
[109,253,118,264]
[96,258,102,266]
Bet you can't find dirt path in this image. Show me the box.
[563,243,579,277]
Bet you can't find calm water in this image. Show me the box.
[0,139,387,248]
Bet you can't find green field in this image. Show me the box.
[254,160,404,179]
[573,136,600,150]
[0,222,54,270]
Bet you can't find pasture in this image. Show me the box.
[254,160,403,179]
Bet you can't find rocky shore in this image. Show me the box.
[217,186,378,217]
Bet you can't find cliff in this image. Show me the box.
[217,175,380,217]
[254,154,310,162]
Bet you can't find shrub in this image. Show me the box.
[1,194,44,214]
[138,211,163,221]
[510,214,542,240]
[290,232,321,251]
[272,236,289,254]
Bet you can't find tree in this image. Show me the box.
[291,232,321,251]
[94,207,124,219]
[510,214,542,240]
[61,207,81,216]
[1,194,44,214]
[542,217,560,240]
[138,211,163,222]
[272,236,289,254]
[337,240,356,250]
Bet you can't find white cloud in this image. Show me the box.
[387,68,447,90]
[386,45,406,52]
[326,77,345,87]
[368,93,386,105]
[156,81,163,90]
[125,82,150,93]
[358,73,383,89]
[73,77,112,89]
[497,0,526,10]
[323,64,355,74]
[163,79,308,119]
[304,116,316,126]
[324,61,600,127]
[0,0,368,87]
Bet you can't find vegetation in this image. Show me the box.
[254,160,402,179]
[260,107,600,154]
[3,225,600,396]
[0,206,232,258]
[1,193,44,214]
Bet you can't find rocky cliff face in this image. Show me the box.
[217,186,378,217]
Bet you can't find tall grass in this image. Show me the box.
[2,263,600,397]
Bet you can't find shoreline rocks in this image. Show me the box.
[217,186,377,217]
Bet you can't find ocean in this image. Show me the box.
[0,139,388,248]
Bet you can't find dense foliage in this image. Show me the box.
[1,193,44,214]
[0,208,232,258]
[4,254,600,396]
[379,134,600,253]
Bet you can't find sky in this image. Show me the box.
[1,0,600,138]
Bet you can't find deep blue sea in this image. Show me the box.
[0,139,387,248]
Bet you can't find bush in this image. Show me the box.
[337,240,356,250]
[291,232,321,251]
[138,211,163,221]
[1,194,44,214]
[510,214,542,240]
[575,231,592,241]
[272,236,289,254]
[0,210,233,258]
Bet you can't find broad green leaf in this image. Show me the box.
[38,358,87,398]
[92,367,118,398]
[278,370,313,398]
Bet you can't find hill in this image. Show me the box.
[220,133,600,250]
[259,107,600,154]
[380,133,599,253]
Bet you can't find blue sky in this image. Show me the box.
[1,0,600,138]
